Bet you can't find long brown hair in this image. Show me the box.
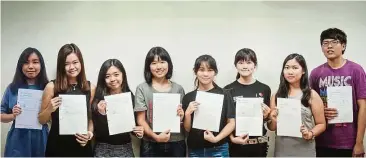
[54,43,89,93]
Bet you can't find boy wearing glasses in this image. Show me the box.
[309,28,366,157]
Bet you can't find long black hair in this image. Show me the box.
[275,53,311,107]
[10,47,48,94]
[93,59,132,111]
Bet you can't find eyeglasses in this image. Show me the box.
[322,40,340,47]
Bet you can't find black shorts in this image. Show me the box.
[229,142,268,157]
[316,147,353,157]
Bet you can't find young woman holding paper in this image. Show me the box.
[267,53,326,157]
[182,54,235,157]
[1,47,49,157]
[91,59,144,157]
[134,46,186,157]
[224,48,271,157]
[38,43,95,157]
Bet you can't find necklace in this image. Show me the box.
[71,84,77,91]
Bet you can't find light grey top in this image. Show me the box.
[134,81,185,142]
[274,92,316,157]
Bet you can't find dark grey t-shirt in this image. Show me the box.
[134,81,185,142]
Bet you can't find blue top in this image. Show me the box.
[1,85,48,157]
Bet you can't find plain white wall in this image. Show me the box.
[1,1,366,156]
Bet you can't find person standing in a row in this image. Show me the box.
[268,53,326,157]
[38,43,95,157]
[134,47,186,157]
[224,48,271,157]
[310,28,366,157]
[92,59,144,157]
[183,54,235,157]
[1,48,49,157]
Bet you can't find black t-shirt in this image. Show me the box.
[182,85,235,149]
[224,80,271,137]
[92,92,137,145]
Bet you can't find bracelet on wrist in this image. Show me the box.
[136,134,143,139]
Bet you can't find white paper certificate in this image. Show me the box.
[15,89,43,130]
[105,92,135,135]
[235,98,263,136]
[59,94,88,135]
[152,93,181,133]
[327,86,353,124]
[193,91,224,132]
[277,98,302,138]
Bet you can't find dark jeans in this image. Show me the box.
[316,147,353,157]
[229,142,268,157]
[140,140,186,157]
[188,143,229,157]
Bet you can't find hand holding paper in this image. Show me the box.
[269,108,278,122]
[300,125,313,140]
[47,97,62,113]
[231,134,249,145]
[324,107,338,120]
[185,101,199,116]
[133,126,144,138]
[262,103,271,119]
[12,104,22,116]
[155,129,171,142]
[177,104,184,121]
[97,100,107,115]
[75,133,90,147]
[204,130,218,143]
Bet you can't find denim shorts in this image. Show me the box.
[188,143,229,157]
[140,140,186,157]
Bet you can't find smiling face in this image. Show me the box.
[150,55,169,79]
[236,59,256,77]
[196,61,216,86]
[105,66,123,92]
[64,53,81,78]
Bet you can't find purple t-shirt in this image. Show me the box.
[309,60,366,149]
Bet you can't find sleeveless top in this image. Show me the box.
[274,92,316,157]
[45,80,93,157]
